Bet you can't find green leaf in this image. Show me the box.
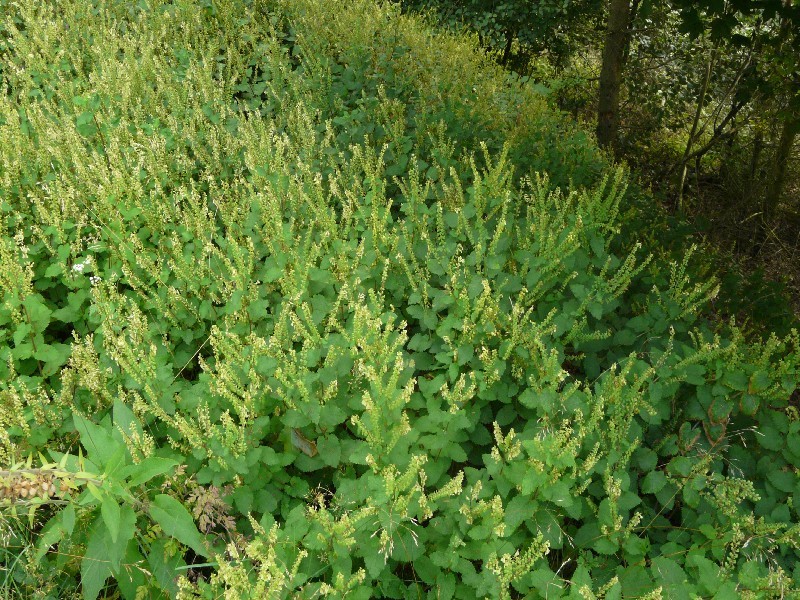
[613,328,637,345]
[81,531,113,600]
[619,565,655,597]
[627,315,651,332]
[593,536,618,555]
[589,234,605,256]
[766,468,796,493]
[103,445,128,478]
[749,370,772,393]
[149,494,209,558]
[678,7,705,37]
[569,283,587,298]
[651,556,688,592]
[101,495,121,543]
[681,364,706,386]
[413,555,439,584]
[22,294,52,331]
[62,503,76,535]
[120,456,178,487]
[260,263,283,283]
[12,321,31,347]
[667,456,694,477]
[541,480,573,508]
[44,261,63,277]
[232,485,254,514]
[529,568,564,596]
[534,510,563,548]
[74,414,120,467]
[76,110,94,126]
[721,370,748,391]
[623,535,649,558]
[364,544,388,579]
[113,398,140,440]
[504,494,533,534]
[317,435,341,467]
[787,427,800,459]
[51,289,89,323]
[86,481,104,502]
[318,404,348,428]
[713,581,739,599]
[739,394,759,416]
[147,539,183,597]
[34,506,73,563]
[81,507,135,600]
[687,554,721,594]
[641,471,666,494]
[633,448,658,471]
[33,342,71,368]
[588,301,604,320]
[11,341,33,361]
[756,425,784,451]
[116,541,148,600]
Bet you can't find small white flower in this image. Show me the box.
[89,275,101,285]
[72,255,94,274]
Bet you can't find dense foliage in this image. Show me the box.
[402,0,800,285]
[1,0,799,598]
[396,0,603,71]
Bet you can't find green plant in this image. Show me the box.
[0,0,798,598]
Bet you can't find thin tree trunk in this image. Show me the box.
[596,0,633,151]
[749,132,763,180]
[751,0,796,254]
[761,0,798,222]
[677,49,715,211]
[501,29,514,65]
[763,117,798,221]
[744,130,763,202]
[621,0,642,66]
[694,155,702,202]
[682,102,746,163]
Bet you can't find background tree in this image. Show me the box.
[399,0,800,304]
[759,0,799,236]
[596,0,635,150]
[395,0,603,72]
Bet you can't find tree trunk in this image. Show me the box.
[751,0,797,254]
[763,117,798,221]
[676,49,716,211]
[743,129,763,202]
[751,117,797,255]
[596,0,633,152]
[501,29,514,66]
[762,0,798,220]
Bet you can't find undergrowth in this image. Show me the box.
[0,0,798,598]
